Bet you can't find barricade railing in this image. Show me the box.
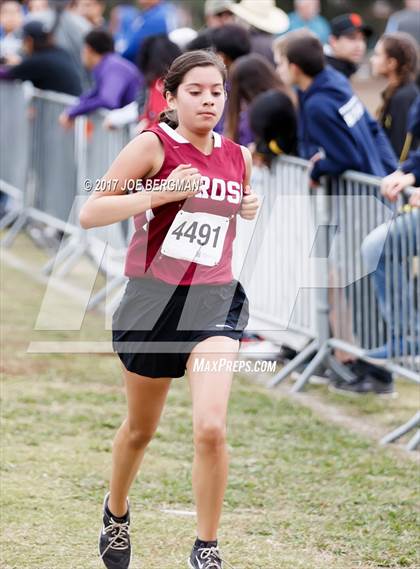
[268,171,418,450]
[0,84,132,291]
[42,106,132,280]
[0,85,81,245]
[0,81,30,196]
[236,157,318,350]
[0,81,32,234]
[284,172,419,382]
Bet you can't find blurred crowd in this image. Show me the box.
[0,1,419,168]
[0,0,419,395]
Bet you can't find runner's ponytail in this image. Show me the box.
[159,109,179,129]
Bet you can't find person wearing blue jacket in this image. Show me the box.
[361,95,419,361]
[275,30,400,395]
[122,0,177,63]
[275,30,398,183]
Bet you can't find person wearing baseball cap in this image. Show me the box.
[204,0,235,28]
[0,19,82,95]
[326,13,373,79]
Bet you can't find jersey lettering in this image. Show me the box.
[195,176,242,204]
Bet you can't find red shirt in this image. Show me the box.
[124,122,246,285]
[139,78,166,129]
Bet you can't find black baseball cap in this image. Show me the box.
[330,13,373,38]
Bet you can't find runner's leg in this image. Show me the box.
[108,365,172,516]
[186,336,240,540]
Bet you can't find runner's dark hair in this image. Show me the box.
[159,50,227,129]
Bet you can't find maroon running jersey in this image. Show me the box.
[124,122,246,285]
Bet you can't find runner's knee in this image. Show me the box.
[125,422,156,449]
[194,420,226,450]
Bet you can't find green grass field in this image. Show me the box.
[1,234,419,569]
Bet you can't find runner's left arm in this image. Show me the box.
[239,146,259,221]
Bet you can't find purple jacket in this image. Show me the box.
[67,53,142,118]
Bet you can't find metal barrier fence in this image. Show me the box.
[30,90,79,224]
[268,172,419,449]
[44,107,132,281]
[0,84,132,286]
[269,172,419,377]
[1,83,419,449]
[0,81,30,197]
[234,156,318,349]
[278,172,420,385]
[0,83,80,245]
[0,81,31,234]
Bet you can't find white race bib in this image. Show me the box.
[161,210,230,267]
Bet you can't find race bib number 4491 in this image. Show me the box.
[161,210,230,267]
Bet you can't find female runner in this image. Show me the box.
[79,50,259,569]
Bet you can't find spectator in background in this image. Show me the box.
[186,1,234,53]
[104,34,181,131]
[168,27,198,51]
[402,95,420,177]
[186,0,235,54]
[230,0,289,64]
[213,24,252,135]
[110,4,140,54]
[137,34,180,128]
[26,0,49,12]
[325,13,372,79]
[186,29,214,52]
[74,0,106,27]
[212,24,251,70]
[0,1,24,61]
[204,0,235,28]
[59,29,141,126]
[274,30,397,184]
[249,89,298,165]
[226,53,293,146]
[371,32,419,161]
[56,2,93,89]
[361,172,419,360]
[276,31,399,395]
[24,1,93,89]
[122,0,177,63]
[385,0,420,44]
[287,0,330,45]
[0,19,82,95]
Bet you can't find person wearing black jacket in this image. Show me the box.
[325,13,372,79]
[0,20,82,96]
[248,88,297,165]
[371,32,419,160]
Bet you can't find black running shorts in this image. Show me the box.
[112,277,249,378]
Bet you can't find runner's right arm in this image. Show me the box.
[79,132,200,229]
